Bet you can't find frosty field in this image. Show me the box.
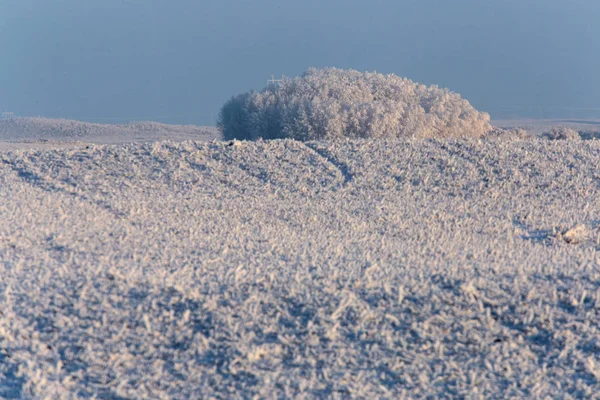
[1,136,600,398]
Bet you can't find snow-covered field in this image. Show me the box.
[1,128,600,397]
[0,117,219,151]
[492,118,600,138]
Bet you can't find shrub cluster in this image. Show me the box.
[219,68,491,141]
[487,127,531,139]
[541,127,581,141]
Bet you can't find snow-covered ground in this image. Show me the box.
[0,117,219,151]
[492,118,600,138]
[1,133,600,398]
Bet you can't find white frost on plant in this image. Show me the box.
[218,67,491,140]
[542,127,581,140]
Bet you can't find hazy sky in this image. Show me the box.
[1,0,599,125]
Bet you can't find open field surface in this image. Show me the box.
[0,117,218,151]
[1,137,600,398]
[492,118,600,138]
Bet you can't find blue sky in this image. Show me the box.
[1,0,599,124]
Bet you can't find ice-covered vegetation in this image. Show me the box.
[219,68,492,141]
[2,138,600,398]
[542,127,581,140]
[488,126,532,139]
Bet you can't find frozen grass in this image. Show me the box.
[1,138,600,398]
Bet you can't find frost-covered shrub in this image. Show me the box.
[487,127,531,139]
[218,68,491,141]
[578,129,600,140]
[541,127,581,141]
